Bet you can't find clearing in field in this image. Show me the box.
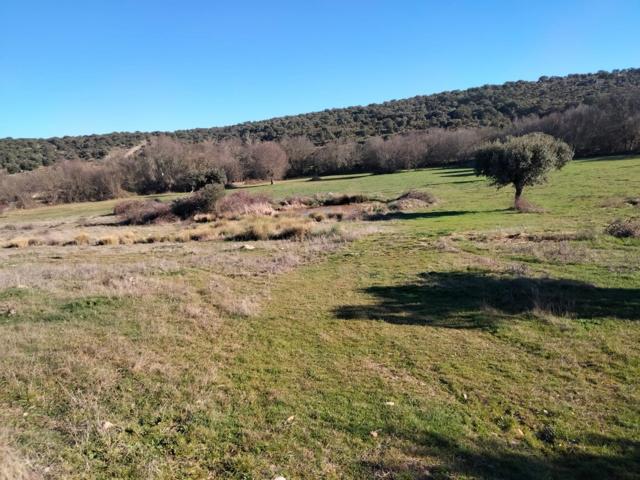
[1,157,639,479]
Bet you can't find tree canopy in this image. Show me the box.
[474,133,574,203]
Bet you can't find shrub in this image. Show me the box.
[171,184,225,219]
[117,200,175,225]
[606,218,640,238]
[113,200,140,216]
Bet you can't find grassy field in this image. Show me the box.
[1,156,639,479]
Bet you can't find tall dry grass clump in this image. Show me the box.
[215,191,274,217]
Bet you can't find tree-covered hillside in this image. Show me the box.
[2,68,639,172]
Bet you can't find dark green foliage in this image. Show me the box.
[177,167,227,192]
[171,183,225,219]
[474,133,574,203]
[2,68,639,172]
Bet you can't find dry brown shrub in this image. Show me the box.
[116,200,175,225]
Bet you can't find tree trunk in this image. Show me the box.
[514,185,523,206]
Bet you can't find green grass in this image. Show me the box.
[1,156,639,479]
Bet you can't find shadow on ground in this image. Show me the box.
[335,271,640,329]
[363,431,640,480]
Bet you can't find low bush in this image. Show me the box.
[116,200,175,225]
[606,218,640,238]
[171,184,225,219]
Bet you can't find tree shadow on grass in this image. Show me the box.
[306,173,372,182]
[437,171,476,178]
[366,210,472,221]
[335,271,640,329]
[363,430,640,480]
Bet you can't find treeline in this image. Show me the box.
[2,68,639,173]
[2,91,638,209]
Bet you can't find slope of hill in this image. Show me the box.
[1,68,639,172]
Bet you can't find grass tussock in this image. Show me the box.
[281,193,373,208]
[226,218,341,242]
[514,197,545,213]
[216,191,274,218]
[388,189,438,210]
[606,217,640,238]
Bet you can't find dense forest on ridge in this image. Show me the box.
[1,68,639,173]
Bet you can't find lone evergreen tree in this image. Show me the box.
[474,133,573,207]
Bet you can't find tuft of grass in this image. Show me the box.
[95,235,119,246]
[4,237,32,248]
[73,232,91,246]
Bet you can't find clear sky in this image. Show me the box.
[1,0,639,139]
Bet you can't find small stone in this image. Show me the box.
[273,476,287,480]
[242,244,255,250]
[384,401,395,406]
[515,428,525,438]
[370,430,378,438]
[285,415,295,423]
[462,393,468,400]
[101,421,115,431]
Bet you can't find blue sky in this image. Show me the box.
[1,0,639,138]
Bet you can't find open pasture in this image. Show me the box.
[1,156,639,479]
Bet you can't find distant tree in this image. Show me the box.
[246,142,289,184]
[279,136,316,177]
[474,133,573,206]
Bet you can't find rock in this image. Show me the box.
[241,244,255,250]
[101,421,115,431]
[273,476,287,480]
[370,430,378,438]
[515,428,525,438]
[285,415,295,423]
[384,401,395,406]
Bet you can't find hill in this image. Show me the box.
[1,68,639,173]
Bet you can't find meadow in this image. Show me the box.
[0,156,638,479]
